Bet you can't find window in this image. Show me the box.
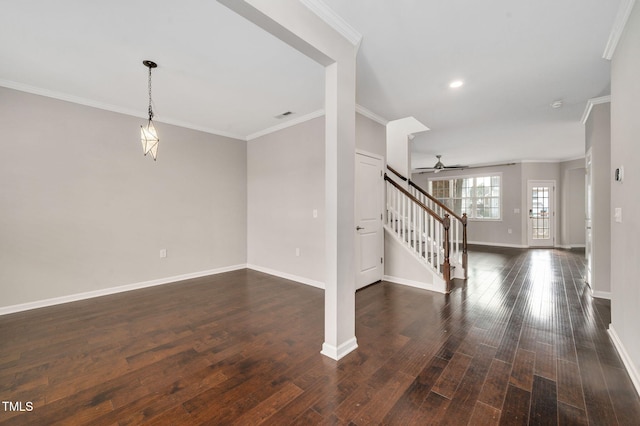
[429,174,501,220]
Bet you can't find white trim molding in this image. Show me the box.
[247,264,325,289]
[246,109,325,141]
[247,105,388,140]
[467,241,528,249]
[603,0,637,60]
[321,336,358,360]
[356,105,388,126]
[300,0,363,48]
[0,79,246,141]
[0,264,247,316]
[608,325,640,396]
[383,275,447,294]
[591,290,612,300]
[581,96,612,125]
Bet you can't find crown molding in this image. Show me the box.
[356,104,388,126]
[247,104,388,140]
[246,109,325,140]
[581,95,611,125]
[603,0,636,60]
[0,79,246,141]
[299,0,363,48]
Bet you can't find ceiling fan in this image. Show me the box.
[415,155,516,174]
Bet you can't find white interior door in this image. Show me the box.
[527,180,556,247]
[355,152,384,290]
[585,149,593,284]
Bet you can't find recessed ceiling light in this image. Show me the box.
[449,80,464,88]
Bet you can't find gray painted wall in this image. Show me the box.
[610,2,640,388]
[559,159,586,248]
[412,164,524,247]
[0,87,247,308]
[247,113,385,285]
[247,117,326,284]
[412,161,580,248]
[585,102,611,295]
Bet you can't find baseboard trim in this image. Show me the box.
[467,241,528,249]
[559,244,586,250]
[321,337,358,360]
[591,290,612,300]
[247,264,325,289]
[0,264,248,316]
[383,275,447,294]
[608,325,640,397]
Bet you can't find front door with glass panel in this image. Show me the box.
[527,180,555,247]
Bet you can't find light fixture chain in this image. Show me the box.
[147,66,154,120]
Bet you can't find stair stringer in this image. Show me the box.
[383,226,447,294]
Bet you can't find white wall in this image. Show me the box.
[247,113,385,287]
[585,102,611,295]
[386,117,428,180]
[610,2,640,392]
[412,161,572,248]
[559,159,586,248]
[412,163,524,247]
[247,117,326,285]
[356,113,386,157]
[0,87,247,309]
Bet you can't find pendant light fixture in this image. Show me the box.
[140,60,159,160]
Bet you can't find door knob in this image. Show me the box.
[356,226,365,230]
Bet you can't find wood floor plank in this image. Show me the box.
[557,401,588,426]
[509,348,536,391]
[478,358,512,409]
[556,358,585,410]
[500,384,531,426]
[529,375,558,426]
[469,401,501,426]
[432,352,473,399]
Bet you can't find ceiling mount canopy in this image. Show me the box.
[140,60,159,161]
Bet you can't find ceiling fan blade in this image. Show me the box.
[464,162,516,169]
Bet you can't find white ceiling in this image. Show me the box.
[0,1,620,167]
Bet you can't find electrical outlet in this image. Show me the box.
[160,249,167,258]
[508,228,513,234]
[313,209,318,218]
[295,248,300,257]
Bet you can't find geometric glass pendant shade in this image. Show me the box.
[140,120,159,160]
[140,60,159,161]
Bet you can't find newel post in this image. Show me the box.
[443,214,451,292]
[462,213,468,279]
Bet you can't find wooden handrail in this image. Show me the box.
[384,174,443,223]
[386,165,408,182]
[408,180,464,223]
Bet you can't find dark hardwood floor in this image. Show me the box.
[1,247,639,425]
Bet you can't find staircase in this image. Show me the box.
[384,167,468,293]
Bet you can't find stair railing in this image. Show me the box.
[384,174,452,290]
[386,166,468,279]
[407,180,468,278]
